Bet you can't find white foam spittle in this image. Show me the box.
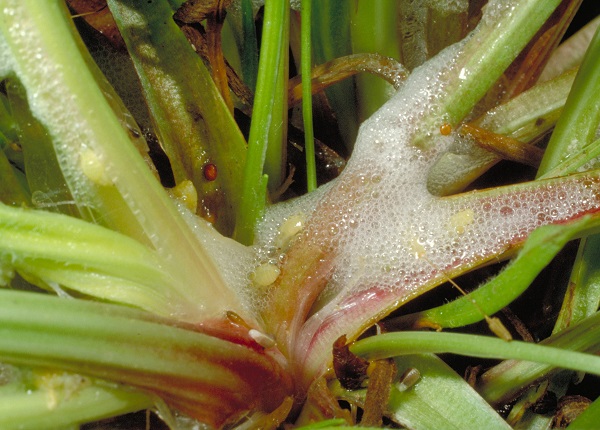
[426,0,468,15]
[249,2,600,316]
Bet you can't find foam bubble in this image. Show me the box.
[251,4,600,317]
[426,0,468,16]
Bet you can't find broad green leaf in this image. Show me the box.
[108,0,248,235]
[333,354,510,430]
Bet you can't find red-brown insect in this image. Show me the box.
[203,163,218,181]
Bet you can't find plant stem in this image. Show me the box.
[301,0,317,192]
[477,311,600,404]
[351,331,600,377]
[0,202,184,315]
[310,0,356,149]
[240,0,259,91]
[350,0,401,120]
[235,0,289,244]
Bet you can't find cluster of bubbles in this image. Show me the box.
[250,25,600,317]
[0,5,112,211]
[251,42,464,308]
[425,0,469,15]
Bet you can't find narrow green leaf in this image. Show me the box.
[554,235,600,334]
[477,311,600,405]
[264,2,290,194]
[311,0,356,148]
[241,0,259,91]
[539,136,600,180]
[0,202,184,316]
[301,0,317,192]
[524,26,600,429]
[537,24,600,177]
[441,0,561,128]
[5,80,79,218]
[235,0,289,244]
[351,329,600,378]
[350,0,401,120]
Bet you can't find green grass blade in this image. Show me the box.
[310,0,356,149]
[441,0,561,128]
[539,136,600,179]
[477,311,600,405]
[5,80,79,217]
[351,330,600,378]
[264,3,290,194]
[537,24,600,177]
[0,202,186,316]
[240,0,259,91]
[235,0,289,244]
[301,0,317,192]
[350,0,401,121]
[526,26,600,428]
[544,19,600,345]
[554,235,600,334]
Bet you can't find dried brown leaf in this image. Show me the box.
[67,0,125,49]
